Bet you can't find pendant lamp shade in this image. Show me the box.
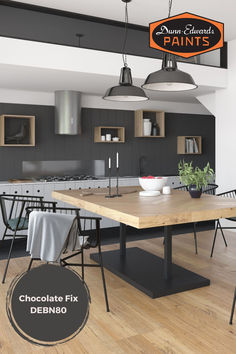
[142,54,197,92]
[103,66,148,101]
[103,0,148,102]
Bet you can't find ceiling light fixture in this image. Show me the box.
[103,0,148,101]
[142,0,198,92]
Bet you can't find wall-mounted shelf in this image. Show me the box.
[0,115,35,147]
[94,126,125,143]
[177,136,202,154]
[134,110,165,138]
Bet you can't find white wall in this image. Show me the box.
[198,38,236,192]
[198,39,236,231]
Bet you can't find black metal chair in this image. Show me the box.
[0,194,56,283]
[210,189,236,257]
[26,204,110,312]
[174,184,218,254]
[230,287,236,324]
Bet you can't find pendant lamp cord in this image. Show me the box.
[168,0,173,18]
[122,2,129,67]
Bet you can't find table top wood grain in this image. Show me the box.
[52,187,236,229]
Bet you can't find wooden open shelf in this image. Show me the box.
[177,136,202,154]
[134,110,165,138]
[0,115,35,147]
[94,126,125,143]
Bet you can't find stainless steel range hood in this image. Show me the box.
[55,90,82,135]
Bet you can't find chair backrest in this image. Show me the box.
[202,183,218,195]
[0,194,45,230]
[26,205,103,249]
[217,189,236,198]
[26,205,82,234]
[175,184,218,195]
[174,185,188,191]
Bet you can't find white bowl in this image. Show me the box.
[112,137,120,142]
[139,177,167,191]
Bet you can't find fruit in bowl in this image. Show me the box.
[139,176,167,191]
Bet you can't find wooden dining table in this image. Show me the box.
[52,187,236,298]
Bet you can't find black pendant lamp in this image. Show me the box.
[142,0,197,92]
[142,53,197,91]
[103,0,148,102]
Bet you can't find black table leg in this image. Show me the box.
[120,223,126,256]
[164,225,172,280]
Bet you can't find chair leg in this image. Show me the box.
[97,242,110,312]
[218,220,228,247]
[2,227,8,241]
[27,258,34,271]
[193,222,198,255]
[2,230,17,283]
[81,248,84,281]
[230,287,236,325]
[210,220,219,258]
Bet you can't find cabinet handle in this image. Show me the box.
[37,190,40,193]
[26,190,29,193]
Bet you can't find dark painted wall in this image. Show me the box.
[0,1,160,60]
[0,103,215,180]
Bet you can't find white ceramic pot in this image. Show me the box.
[143,119,152,136]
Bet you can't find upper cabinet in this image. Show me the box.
[0,115,35,147]
[177,136,202,155]
[94,126,125,143]
[134,110,165,138]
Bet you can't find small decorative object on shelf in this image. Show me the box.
[94,126,125,143]
[178,160,214,198]
[134,110,165,138]
[105,134,112,141]
[0,115,35,147]
[151,122,160,136]
[143,119,152,136]
[105,157,114,198]
[177,136,202,154]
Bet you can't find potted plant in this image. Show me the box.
[178,161,214,198]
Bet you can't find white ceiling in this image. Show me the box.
[13,0,236,41]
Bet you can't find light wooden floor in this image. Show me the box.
[0,229,236,354]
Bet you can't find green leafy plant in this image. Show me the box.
[178,161,214,190]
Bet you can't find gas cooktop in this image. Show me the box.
[38,175,98,182]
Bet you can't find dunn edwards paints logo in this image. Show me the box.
[150,12,224,58]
